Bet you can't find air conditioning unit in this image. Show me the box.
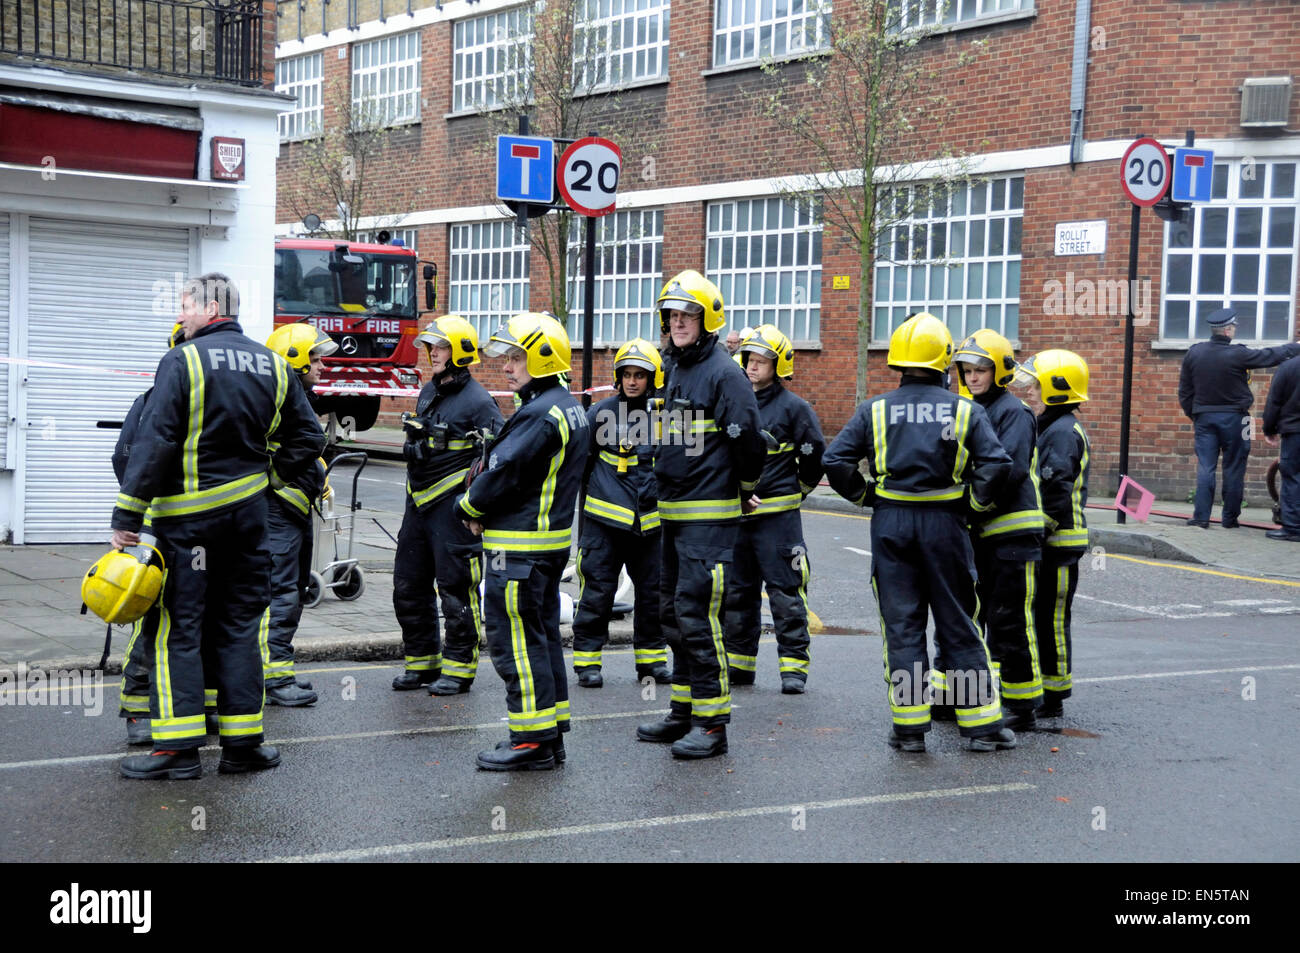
[1240,76,1292,128]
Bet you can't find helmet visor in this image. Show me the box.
[484,330,521,359]
[739,341,778,362]
[953,352,994,368]
[615,357,657,375]
[660,299,704,317]
[1011,359,1038,388]
[416,329,451,349]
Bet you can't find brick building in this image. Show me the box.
[273,0,1300,508]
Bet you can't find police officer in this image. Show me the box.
[725,324,825,694]
[823,313,1015,754]
[455,313,589,771]
[1263,354,1300,542]
[951,329,1045,732]
[1014,349,1091,719]
[113,273,324,779]
[1178,308,1300,528]
[392,315,504,694]
[572,339,670,688]
[636,271,765,760]
[261,324,336,707]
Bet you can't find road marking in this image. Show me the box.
[258,782,1035,862]
[805,509,872,522]
[843,546,872,557]
[1214,599,1289,607]
[1075,594,1232,619]
[1259,606,1300,614]
[1106,553,1300,589]
[1078,663,1300,684]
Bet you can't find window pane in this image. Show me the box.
[1265,255,1292,295]
[1271,163,1296,199]
[1164,300,1190,339]
[1201,208,1229,247]
[1166,254,1192,295]
[1263,301,1290,340]
[1234,208,1263,247]
[1230,255,1259,295]
[1269,207,1296,248]
[1198,255,1226,294]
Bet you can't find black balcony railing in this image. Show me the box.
[0,0,265,86]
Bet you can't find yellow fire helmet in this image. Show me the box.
[887,312,954,373]
[266,323,339,374]
[954,328,1018,389]
[417,314,481,367]
[485,312,572,378]
[613,338,664,391]
[739,324,795,379]
[81,543,165,625]
[657,270,725,335]
[1014,349,1090,405]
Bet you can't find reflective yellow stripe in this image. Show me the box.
[509,707,558,731]
[670,682,691,706]
[274,483,310,515]
[150,472,270,519]
[405,654,440,672]
[155,575,173,720]
[599,449,638,467]
[507,579,537,722]
[634,648,667,663]
[1000,679,1043,700]
[584,496,636,526]
[955,700,1002,729]
[445,438,475,450]
[1047,527,1090,547]
[658,498,742,521]
[727,652,758,671]
[181,344,204,495]
[482,528,572,553]
[442,657,478,679]
[408,468,471,508]
[979,509,1047,537]
[467,555,484,657]
[749,492,802,515]
[573,650,603,667]
[1023,561,1042,690]
[639,511,661,531]
[951,400,971,485]
[1052,564,1069,684]
[119,694,150,713]
[779,656,810,674]
[767,442,794,455]
[1071,422,1089,533]
[872,399,888,483]
[705,561,729,709]
[265,353,289,458]
[115,493,149,513]
[876,485,965,502]
[459,495,484,518]
[218,712,264,737]
[556,699,570,723]
[151,714,205,739]
[539,406,571,533]
[691,695,731,717]
[667,417,718,434]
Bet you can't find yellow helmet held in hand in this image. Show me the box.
[417,314,480,367]
[887,312,953,373]
[613,338,664,390]
[658,270,725,334]
[954,328,1018,388]
[485,312,572,378]
[1014,349,1090,405]
[739,324,795,378]
[266,324,339,374]
[81,544,165,624]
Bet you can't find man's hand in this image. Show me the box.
[1265,433,1280,448]
[741,494,761,515]
[111,529,139,551]
[464,519,484,537]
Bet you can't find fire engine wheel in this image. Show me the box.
[304,571,326,609]
[333,565,365,602]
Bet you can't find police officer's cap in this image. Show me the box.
[1207,308,1237,328]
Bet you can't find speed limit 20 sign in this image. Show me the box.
[559,136,621,217]
[1120,137,1171,207]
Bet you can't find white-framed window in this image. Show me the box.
[567,209,665,345]
[574,0,670,92]
[355,229,419,254]
[352,32,421,126]
[1162,159,1298,343]
[452,7,533,113]
[706,197,822,343]
[449,221,531,340]
[890,0,1033,31]
[872,176,1024,342]
[713,0,831,69]
[275,52,323,141]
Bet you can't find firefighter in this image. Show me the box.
[823,313,1015,753]
[455,312,589,770]
[113,273,324,779]
[1014,349,1091,719]
[261,324,336,706]
[635,271,765,760]
[392,315,504,694]
[950,329,1046,732]
[725,324,825,693]
[572,338,670,688]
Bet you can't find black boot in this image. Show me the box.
[636,713,692,743]
[1039,696,1065,718]
[1002,708,1037,733]
[266,682,319,707]
[671,725,728,759]
[729,668,756,686]
[219,745,282,773]
[392,670,438,691]
[967,728,1017,752]
[637,663,672,685]
[125,717,152,746]
[120,749,202,780]
[476,740,556,771]
[577,667,604,688]
[887,730,926,753]
[427,675,472,696]
[296,678,314,690]
[780,676,806,695]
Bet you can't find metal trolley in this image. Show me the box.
[305,451,368,608]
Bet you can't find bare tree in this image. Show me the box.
[755,1,986,401]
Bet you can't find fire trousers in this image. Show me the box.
[484,553,569,744]
[148,496,271,751]
[661,521,736,728]
[972,535,1043,713]
[1035,552,1080,702]
[571,520,666,675]
[262,500,313,687]
[869,505,1003,739]
[392,494,485,685]
[724,509,812,683]
[118,606,217,719]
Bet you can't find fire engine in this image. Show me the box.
[273,235,435,432]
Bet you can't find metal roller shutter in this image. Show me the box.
[22,217,191,542]
[0,213,9,469]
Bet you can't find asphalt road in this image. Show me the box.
[2,503,1297,862]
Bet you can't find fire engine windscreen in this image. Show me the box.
[275,248,416,319]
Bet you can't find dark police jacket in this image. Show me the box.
[405,368,504,510]
[582,393,659,535]
[1037,406,1091,557]
[824,376,1010,512]
[1178,335,1300,417]
[969,387,1045,543]
[745,381,825,519]
[112,320,325,533]
[1263,356,1300,438]
[655,334,765,523]
[455,375,589,558]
